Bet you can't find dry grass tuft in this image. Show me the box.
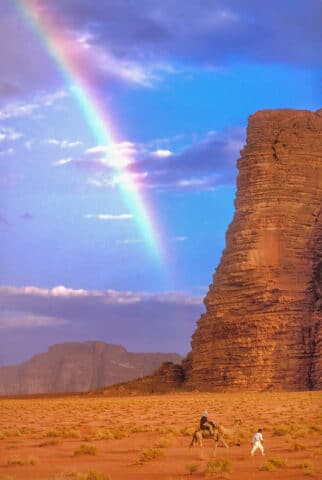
[91,428,114,441]
[289,441,306,451]
[62,428,81,439]
[186,463,199,474]
[180,426,196,437]
[40,438,62,447]
[205,458,232,476]
[296,460,314,475]
[272,424,292,436]
[260,456,287,471]
[3,428,21,438]
[137,448,164,464]
[155,436,172,448]
[51,472,108,480]
[7,455,38,466]
[45,429,61,438]
[73,444,97,456]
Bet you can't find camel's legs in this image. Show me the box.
[213,437,228,456]
[213,441,218,456]
[220,438,229,449]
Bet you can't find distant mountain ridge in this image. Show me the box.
[0,341,182,395]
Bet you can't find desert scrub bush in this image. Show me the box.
[104,427,128,440]
[272,424,292,436]
[294,426,311,438]
[137,448,164,464]
[260,457,287,471]
[91,428,115,440]
[205,458,232,476]
[40,437,62,447]
[156,427,178,436]
[297,460,314,475]
[19,426,35,435]
[7,455,38,466]
[83,472,109,480]
[297,461,312,469]
[289,441,305,451]
[155,436,172,448]
[50,472,108,480]
[180,426,196,437]
[73,444,97,456]
[45,429,61,438]
[3,428,21,438]
[303,470,313,477]
[309,424,322,436]
[186,463,199,474]
[130,425,150,434]
[62,428,81,439]
[66,472,108,480]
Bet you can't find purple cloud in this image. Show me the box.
[78,127,244,191]
[21,212,33,220]
[40,0,320,67]
[0,0,319,100]
[0,285,204,363]
[0,82,21,99]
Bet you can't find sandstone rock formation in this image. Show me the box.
[0,341,182,395]
[184,108,321,391]
[96,361,185,396]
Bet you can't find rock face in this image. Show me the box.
[185,109,322,391]
[0,341,182,395]
[97,362,185,396]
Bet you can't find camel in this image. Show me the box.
[189,419,241,456]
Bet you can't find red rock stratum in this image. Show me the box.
[184,109,322,391]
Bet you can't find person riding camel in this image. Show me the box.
[200,410,216,436]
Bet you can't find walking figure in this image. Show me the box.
[251,428,264,456]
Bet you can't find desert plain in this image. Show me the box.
[0,391,321,480]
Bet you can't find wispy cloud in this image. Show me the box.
[151,149,173,158]
[173,236,188,242]
[0,215,8,225]
[44,138,82,149]
[0,285,203,306]
[24,140,35,150]
[85,213,133,221]
[0,147,15,156]
[80,142,138,169]
[79,38,175,87]
[116,239,142,245]
[0,90,67,120]
[82,127,244,192]
[53,157,73,166]
[0,311,68,330]
[0,126,22,142]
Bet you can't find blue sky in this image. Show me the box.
[0,0,321,365]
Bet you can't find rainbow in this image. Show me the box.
[14,0,165,263]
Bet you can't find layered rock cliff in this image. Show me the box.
[184,108,322,391]
[0,341,182,395]
[96,361,185,396]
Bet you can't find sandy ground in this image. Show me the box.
[0,391,321,480]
